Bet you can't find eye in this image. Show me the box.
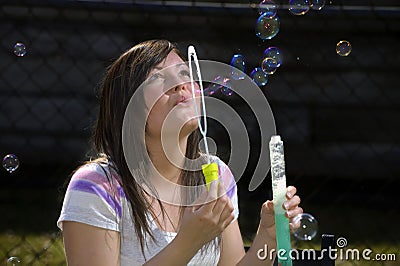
[147,72,163,83]
[179,69,193,82]
[180,69,190,77]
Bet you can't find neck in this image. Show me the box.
[146,133,188,184]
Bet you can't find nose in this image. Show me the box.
[173,83,187,92]
[164,70,193,94]
[167,76,190,94]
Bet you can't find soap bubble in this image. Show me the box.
[2,154,20,173]
[255,14,280,40]
[204,83,219,96]
[262,57,278,74]
[220,77,233,96]
[263,46,283,67]
[258,0,278,18]
[292,213,318,241]
[13,43,27,57]
[230,54,246,80]
[289,0,310,16]
[204,76,233,96]
[309,0,325,10]
[250,68,268,87]
[199,137,217,155]
[336,40,352,56]
[221,86,233,96]
[7,257,21,266]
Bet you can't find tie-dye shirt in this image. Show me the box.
[57,157,239,266]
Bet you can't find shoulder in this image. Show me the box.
[212,156,232,176]
[67,162,124,199]
[58,162,124,231]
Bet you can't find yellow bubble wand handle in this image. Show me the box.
[202,162,219,190]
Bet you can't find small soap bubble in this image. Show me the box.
[255,14,280,40]
[7,257,21,266]
[336,40,352,56]
[220,77,233,96]
[263,46,283,67]
[258,0,278,18]
[204,76,232,96]
[289,0,310,16]
[250,68,268,87]
[230,54,246,80]
[262,57,278,74]
[292,213,318,241]
[204,83,219,96]
[13,43,27,57]
[199,137,217,155]
[221,86,233,96]
[2,154,20,173]
[309,0,325,10]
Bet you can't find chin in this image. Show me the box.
[180,118,198,136]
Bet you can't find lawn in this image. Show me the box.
[0,188,398,265]
[1,232,398,265]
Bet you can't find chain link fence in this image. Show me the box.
[0,0,399,265]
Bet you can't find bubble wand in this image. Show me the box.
[188,46,218,190]
[269,135,292,266]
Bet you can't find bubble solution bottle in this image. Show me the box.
[269,135,292,266]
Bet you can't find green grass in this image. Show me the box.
[0,188,398,265]
[0,232,65,266]
[0,232,398,266]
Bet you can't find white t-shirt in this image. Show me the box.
[57,158,239,265]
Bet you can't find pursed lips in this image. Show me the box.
[176,95,192,105]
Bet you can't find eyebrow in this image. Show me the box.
[152,62,188,71]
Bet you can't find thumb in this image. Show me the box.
[261,200,274,215]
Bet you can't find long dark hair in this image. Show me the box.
[92,40,207,255]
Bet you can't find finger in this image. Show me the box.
[207,180,219,201]
[283,195,301,210]
[286,206,303,219]
[221,210,235,230]
[214,195,233,219]
[263,200,274,212]
[289,207,304,232]
[200,180,219,212]
[218,199,235,228]
[219,179,234,200]
[218,198,234,221]
[217,179,227,197]
[290,220,301,232]
[286,186,297,199]
[261,201,275,228]
[261,200,274,217]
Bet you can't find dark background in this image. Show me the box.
[0,0,399,264]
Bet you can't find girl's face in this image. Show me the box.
[144,51,200,139]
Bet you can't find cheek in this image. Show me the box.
[144,86,163,110]
[146,98,170,131]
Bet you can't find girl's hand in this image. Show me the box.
[259,186,303,241]
[177,181,235,250]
